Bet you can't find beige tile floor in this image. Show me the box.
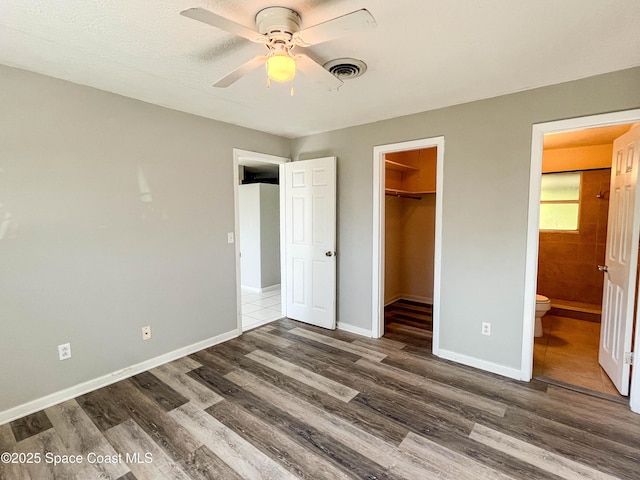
[533,314,621,396]
[241,286,282,331]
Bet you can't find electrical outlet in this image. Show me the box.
[227,232,234,244]
[58,343,71,360]
[482,322,491,336]
[142,325,152,340]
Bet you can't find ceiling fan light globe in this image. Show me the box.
[266,55,296,83]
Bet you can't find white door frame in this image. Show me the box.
[523,109,640,413]
[233,149,290,334]
[372,137,445,351]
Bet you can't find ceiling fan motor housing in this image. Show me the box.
[256,7,301,36]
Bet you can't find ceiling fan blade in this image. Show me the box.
[295,55,344,91]
[181,7,265,43]
[293,9,376,47]
[213,56,268,87]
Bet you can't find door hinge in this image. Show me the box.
[624,352,634,365]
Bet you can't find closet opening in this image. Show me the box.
[372,136,444,354]
[383,148,437,348]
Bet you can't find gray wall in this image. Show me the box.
[239,183,280,289]
[259,184,281,288]
[0,65,289,412]
[239,184,262,288]
[384,195,436,304]
[292,67,640,371]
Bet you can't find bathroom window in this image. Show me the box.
[539,172,581,231]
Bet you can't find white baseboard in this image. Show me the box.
[384,294,433,306]
[337,322,372,338]
[241,284,281,294]
[0,329,239,426]
[437,348,523,381]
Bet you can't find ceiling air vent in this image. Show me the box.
[324,58,367,80]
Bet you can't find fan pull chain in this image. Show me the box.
[266,77,271,88]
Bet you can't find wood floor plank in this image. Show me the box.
[163,356,203,375]
[105,419,192,480]
[324,365,477,442]
[267,326,364,364]
[10,410,53,442]
[469,423,621,480]
[181,445,244,480]
[546,384,640,426]
[225,368,467,480]
[387,312,432,325]
[150,362,223,410]
[116,472,139,480]
[288,327,387,362]
[189,350,237,376]
[476,407,640,479]
[245,328,294,349]
[77,387,131,432]
[169,402,300,480]
[207,399,354,480]
[0,423,16,452]
[399,431,515,480]
[189,364,399,478]
[382,349,550,407]
[355,358,507,417]
[107,380,200,462]
[246,349,359,402]
[351,336,407,350]
[129,371,190,412]
[10,429,80,480]
[386,323,433,339]
[197,348,410,446]
[45,399,131,479]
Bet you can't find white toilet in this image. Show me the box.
[535,295,551,337]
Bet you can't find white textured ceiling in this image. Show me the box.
[1,1,639,138]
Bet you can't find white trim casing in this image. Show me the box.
[232,149,290,333]
[372,137,445,355]
[525,109,640,413]
[0,329,239,426]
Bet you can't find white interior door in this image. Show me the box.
[600,125,640,395]
[282,157,337,329]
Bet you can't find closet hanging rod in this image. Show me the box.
[385,191,422,200]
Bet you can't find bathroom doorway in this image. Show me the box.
[371,137,444,353]
[527,116,640,402]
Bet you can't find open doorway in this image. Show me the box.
[233,149,288,332]
[524,109,640,414]
[383,148,437,348]
[372,137,444,353]
[533,124,636,397]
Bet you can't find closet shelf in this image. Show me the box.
[385,188,435,195]
[385,188,435,199]
[385,160,419,173]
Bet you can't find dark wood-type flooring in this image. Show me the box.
[1,302,639,479]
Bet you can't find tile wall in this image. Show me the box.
[537,169,610,306]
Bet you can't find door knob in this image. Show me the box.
[598,265,608,272]
[325,251,334,257]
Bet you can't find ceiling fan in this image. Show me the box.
[180,6,376,91]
